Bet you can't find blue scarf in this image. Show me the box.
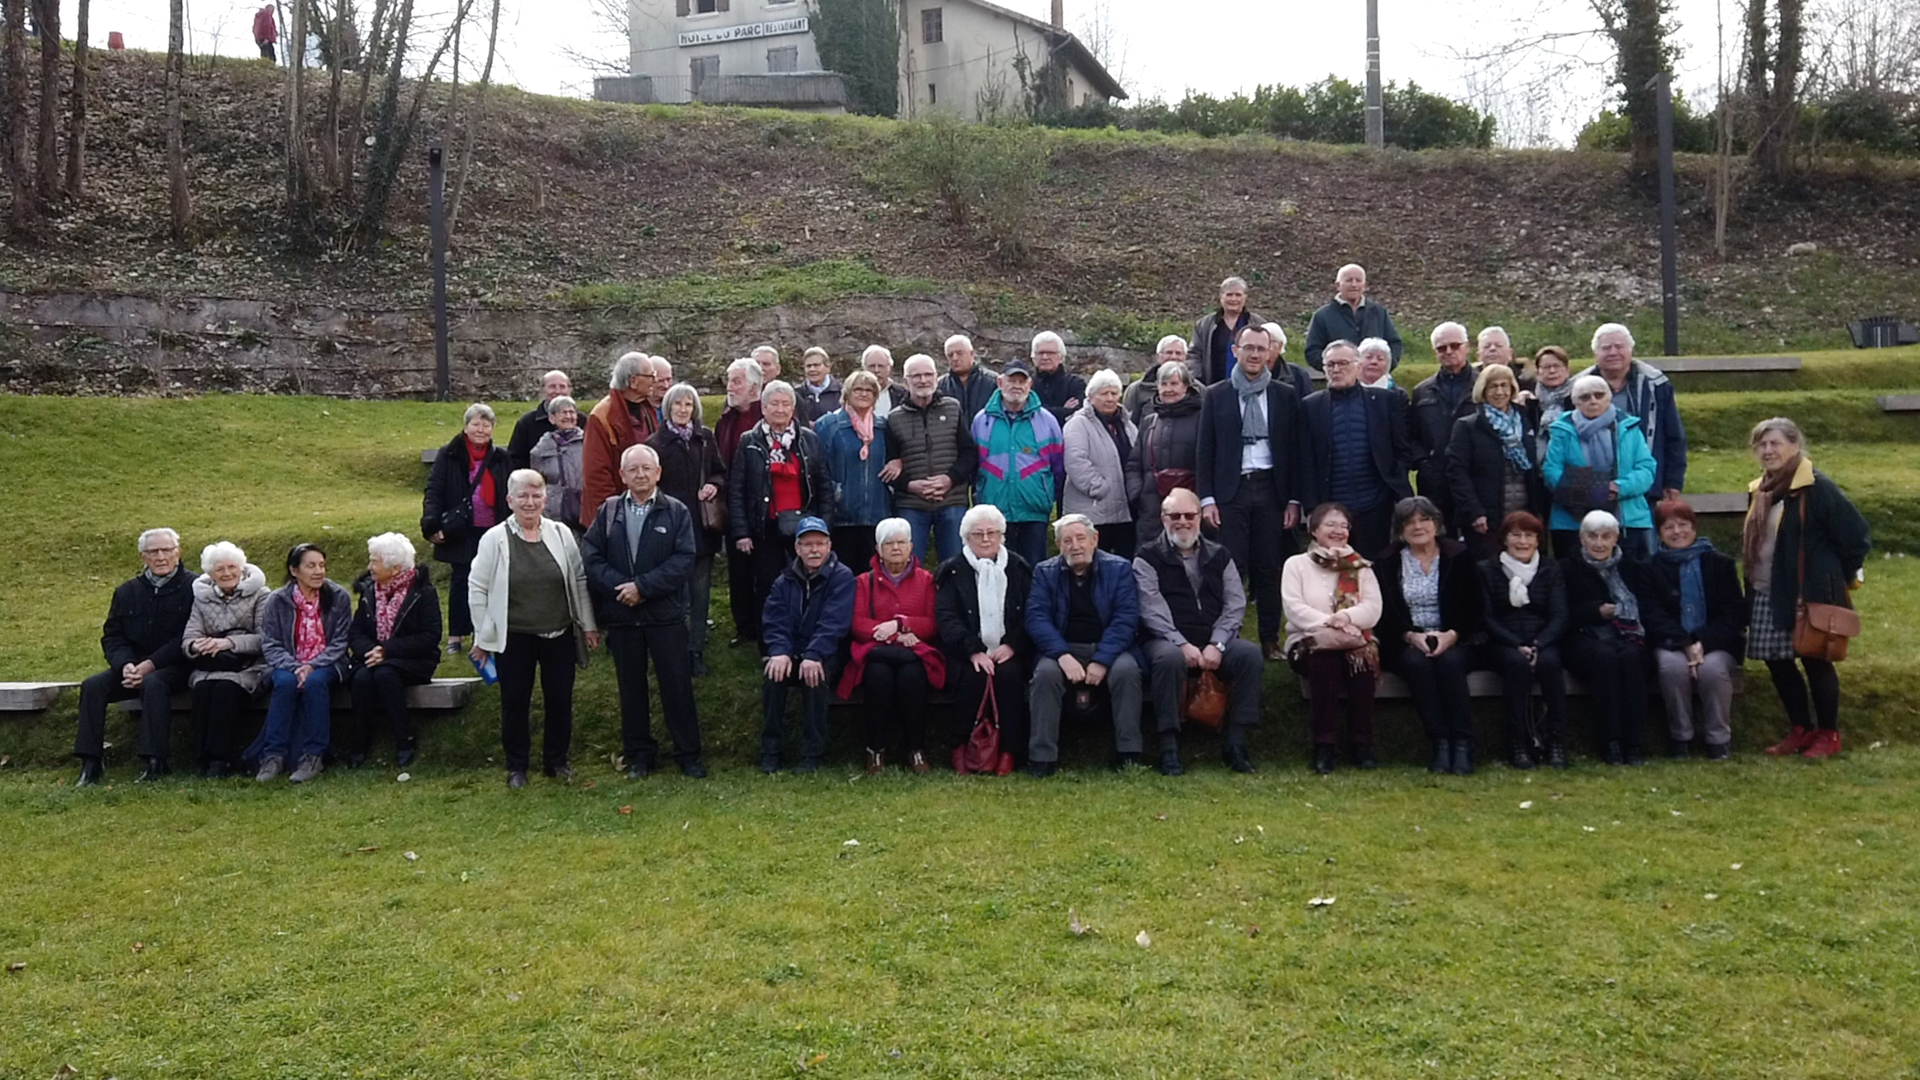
[1569,406,1619,473]
[1654,539,1715,635]
[1483,404,1530,472]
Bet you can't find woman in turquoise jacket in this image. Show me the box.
[1541,374,1657,557]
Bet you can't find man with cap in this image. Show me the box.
[970,357,1065,570]
[758,516,856,775]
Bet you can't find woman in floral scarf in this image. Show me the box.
[1282,503,1383,775]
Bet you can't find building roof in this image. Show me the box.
[949,0,1128,101]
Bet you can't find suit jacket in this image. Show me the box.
[1298,385,1416,510]
[581,492,698,628]
[1195,376,1301,510]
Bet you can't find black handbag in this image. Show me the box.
[776,509,804,537]
[1553,464,1618,519]
[437,494,474,544]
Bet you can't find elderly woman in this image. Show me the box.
[1264,321,1316,401]
[1063,368,1141,557]
[1283,503,1384,775]
[182,541,270,778]
[1561,510,1654,765]
[729,380,833,646]
[470,470,599,788]
[530,395,585,530]
[424,402,512,654]
[1541,374,1656,558]
[1124,335,1190,420]
[1744,418,1871,760]
[1640,500,1745,760]
[838,518,946,774]
[1357,337,1397,391]
[1124,359,1204,547]
[1374,497,1483,775]
[934,504,1032,775]
[1527,346,1574,469]
[345,532,442,768]
[814,370,899,574]
[1477,511,1570,768]
[245,543,352,784]
[646,381,727,677]
[1446,363,1546,562]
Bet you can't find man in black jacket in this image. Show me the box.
[1299,341,1416,560]
[75,528,201,786]
[1410,321,1478,530]
[1196,324,1301,660]
[1029,331,1086,429]
[583,444,707,779]
[506,369,572,470]
[1304,263,1404,371]
[939,334,998,422]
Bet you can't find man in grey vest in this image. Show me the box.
[889,353,976,567]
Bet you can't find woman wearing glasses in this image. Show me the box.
[1540,375,1656,558]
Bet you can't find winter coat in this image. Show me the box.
[838,556,947,697]
[646,423,727,557]
[1027,550,1144,670]
[1126,388,1204,533]
[1562,554,1660,639]
[507,404,555,471]
[581,492,698,629]
[1445,405,1548,529]
[814,408,895,527]
[938,366,999,422]
[259,579,355,678]
[99,568,200,674]
[581,392,658,528]
[795,375,844,426]
[715,400,763,471]
[1303,296,1403,371]
[1746,458,1872,631]
[422,432,511,563]
[1280,551,1383,656]
[727,423,834,543]
[347,569,443,684]
[1297,385,1415,511]
[762,554,857,666]
[1477,555,1568,649]
[1032,366,1087,430]
[1575,360,1688,495]
[1540,410,1658,531]
[1638,545,1746,659]
[1373,539,1484,662]
[1189,307,1269,386]
[971,390,1066,524]
[531,426,586,527]
[888,393,976,513]
[181,564,271,692]
[934,550,1035,661]
[1062,403,1140,526]
[467,518,599,654]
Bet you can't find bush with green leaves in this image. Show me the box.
[886,114,1048,264]
[1040,78,1495,150]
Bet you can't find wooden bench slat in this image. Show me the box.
[113,677,482,713]
[1648,356,1801,373]
[0,681,80,711]
[421,448,438,464]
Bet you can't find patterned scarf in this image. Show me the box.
[1483,403,1531,472]
[665,418,696,443]
[1229,362,1271,442]
[291,586,327,665]
[1742,454,1802,579]
[374,568,415,642]
[1306,542,1378,675]
[761,421,795,465]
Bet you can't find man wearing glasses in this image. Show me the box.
[1410,322,1479,531]
[579,352,659,528]
[74,529,201,786]
[1299,340,1416,561]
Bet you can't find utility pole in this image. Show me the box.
[429,144,450,401]
[1365,0,1383,149]
[1650,72,1679,356]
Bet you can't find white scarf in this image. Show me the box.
[965,545,1010,650]
[1498,551,1539,608]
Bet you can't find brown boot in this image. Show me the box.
[864,749,885,776]
[908,751,930,775]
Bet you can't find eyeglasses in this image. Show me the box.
[967,529,1003,539]
[1164,511,1199,521]
[142,546,179,555]
[1575,391,1609,402]
[1435,342,1468,352]
[1324,360,1356,370]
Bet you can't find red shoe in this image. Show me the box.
[995,752,1015,777]
[1802,730,1842,760]
[951,747,968,774]
[1765,727,1816,756]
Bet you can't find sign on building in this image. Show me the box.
[677,17,810,48]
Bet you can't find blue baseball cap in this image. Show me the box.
[794,516,831,539]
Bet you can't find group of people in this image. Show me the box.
[66,267,1872,786]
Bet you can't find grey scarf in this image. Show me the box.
[1230,363,1271,442]
[1582,546,1639,624]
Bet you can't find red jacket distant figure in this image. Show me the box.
[253,5,278,61]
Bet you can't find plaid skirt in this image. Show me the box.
[1747,590,1795,661]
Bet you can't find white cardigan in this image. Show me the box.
[1280,552,1382,654]
[468,517,599,654]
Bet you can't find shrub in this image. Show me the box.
[887,114,1048,264]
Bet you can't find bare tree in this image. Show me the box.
[286,0,314,232]
[168,0,192,241]
[64,0,88,198]
[1809,0,1920,92]
[355,0,475,243]
[558,0,630,85]
[1073,0,1130,95]
[1747,0,1807,180]
[447,0,500,244]
[3,0,34,235]
[30,0,56,204]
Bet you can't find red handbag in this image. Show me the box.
[958,679,1002,775]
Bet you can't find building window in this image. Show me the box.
[921,7,943,44]
[928,82,937,105]
[691,56,719,97]
[676,0,727,13]
[767,46,797,73]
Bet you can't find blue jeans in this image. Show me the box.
[901,505,966,568]
[1005,520,1050,570]
[246,666,338,761]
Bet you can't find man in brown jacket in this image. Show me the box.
[580,352,658,527]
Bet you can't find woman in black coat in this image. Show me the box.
[1375,497,1484,775]
[1641,500,1746,760]
[1125,360,1205,547]
[727,382,834,648]
[1478,511,1570,768]
[648,383,728,676]
[1446,363,1547,562]
[346,533,443,767]
[1560,509,1656,766]
[422,403,511,652]
[933,504,1033,774]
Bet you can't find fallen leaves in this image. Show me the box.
[130,942,144,953]
[797,1052,828,1070]
[1518,800,1534,809]
[5,961,24,972]
[356,846,379,854]
[617,805,633,815]
[403,851,419,862]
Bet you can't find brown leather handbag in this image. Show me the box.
[698,493,727,535]
[1183,671,1227,730]
[1791,501,1861,662]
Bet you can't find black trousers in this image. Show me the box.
[1564,631,1647,749]
[832,526,877,577]
[1484,643,1568,743]
[608,623,702,765]
[861,645,929,754]
[446,546,478,638]
[1096,521,1137,559]
[75,664,189,760]
[750,532,797,651]
[496,631,576,772]
[948,658,1030,765]
[1218,471,1284,643]
[726,547,760,643]
[348,663,429,756]
[1387,643,1475,741]
[1343,500,1395,563]
[191,679,255,766]
[1767,658,1841,731]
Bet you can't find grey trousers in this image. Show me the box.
[1029,644,1143,763]
[1654,648,1736,745]
[1143,638,1261,743]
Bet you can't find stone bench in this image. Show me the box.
[0,682,80,711]
[1684,492,1748,515]
[112,677,483,714]
[1301,668,1743,699]
[421,448,438,464]
[1877,394,1920,413]
[1647,356,1801,373]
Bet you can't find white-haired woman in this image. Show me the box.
[1063,368,1142,556]
[647,381,727,675]
[470,470,599,788]
[530,395,585,531]
[838,518,945,774]
[1263,321,1315,401]
[729,380,832,648]
[815,369,901,574]
[346,532,442,768]
[1357,337,1396,391]
[1541,374,1656,558]
[423,402,512,654]
[182,541,270,778]
[1560,509,1657,765]
[933,504,1032,775]
[247,543,353,784]
[1123,335,1189,420]
[1125,358,1204,546]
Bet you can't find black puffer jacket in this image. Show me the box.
[348,570,444,683]
[727,424,833,543]
[422,432,511,563]
[1477,556,1567,649]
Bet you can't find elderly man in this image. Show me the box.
[507,369,571,470]
[1189,276,1268,386]
[795,346,843,425]
[1029,331,1086,429]
[580,352,659,528]
[891,353,976,565]
[648,357,673,420]
[862,345,908,417]
[1477,326,1514,371]
[1124,335,1189,420]
[1300,340,1416,559]
[1135,489,1262,775]
[971,357,1065,570]
[758,516,855,775]
[752,344,783,387]
[1304,263,1404,371]
[583,445,706,779]
[716,357,765,647]
[1196,324,1302,661]
[1025,515,1145,776]
[939,333,997,422]
[1410,322,1478,526]
[1578,323,1688,539]
[74,528,201,785]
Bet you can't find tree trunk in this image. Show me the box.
[341,0,390,206]
[1762,0,1803,180]
[63,0,86,198]
[1743,0,1769,103]
[286,0,312,232]
[447,0,499,244]
[31,0,57,204]
[356,0,470,243]
[167,0,192,241]
[0,0,30,236]
[1607,0,1672,174]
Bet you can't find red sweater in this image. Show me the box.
[837,558,946,696]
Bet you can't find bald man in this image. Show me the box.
[1304,264,1403,371]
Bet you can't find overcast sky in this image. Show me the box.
[73,0,1741,145]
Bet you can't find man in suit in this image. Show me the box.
[1300,340,1416,560]
[1410,321,1479,530]
[1197,323,1302,661]
[582,444,707,779]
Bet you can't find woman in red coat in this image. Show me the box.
[838,517,946,774]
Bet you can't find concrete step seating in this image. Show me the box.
[0,682,80,711]
[1647,356,1801,373]
[1877,394,1920,413]
[107,677,482,714]
[1301,668,1743,699]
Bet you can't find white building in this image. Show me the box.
[596,0,1124,119]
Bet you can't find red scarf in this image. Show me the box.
[466,438,496,518]
[291,587,327,665]
[374,568,415,641]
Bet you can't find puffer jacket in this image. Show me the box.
[181,563,272,692]
[1126,388,1203,538]
[1540,410,1658,531]
[530,426,586,527]
[1062,402,1139,526]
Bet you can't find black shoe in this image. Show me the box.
[77,756,104,787]
[346,752,367,769]
[1311,746,1336,775]
[1222,745,1256,774]
[507,770,528,789]
[395,745,417,768]
[1352,746,1379,770]
[1429,739,1452,774]
[1114,751,1144,770]
[1668,739,1691,760]
[1026,759,1056,779]
[1624,745,1646,767]
[203,759,231,780]
[1158,749,1185,776]
[625,761,652,780]
[1705,742,1732,761]
[1450,740,1474,777]
[1547,740,1570,769]
[542,762,574,780]
[759,754,782,775]
[1604,741,1625,766]
[793,758,821,775]
[690,652,708,678]
[1509,741,1536,770]
[679,759,709,779]
[135,756,169,783]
